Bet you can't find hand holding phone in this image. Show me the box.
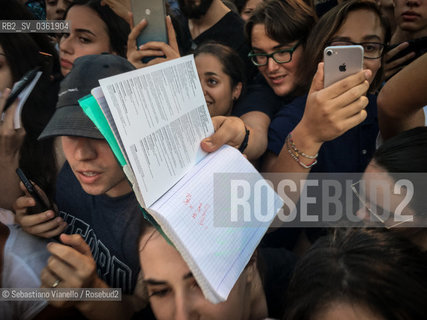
[127,16,180,68]
[323,45,363,87]
[14,170,66,239]
[131,0,168,63]
[16,168,51,214]
[298,60,370,146]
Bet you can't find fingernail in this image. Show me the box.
[202,140,213,148]
[364,70,370,79]
[55,217,62,224]
[46,211,54,218]
[140,18,146,24]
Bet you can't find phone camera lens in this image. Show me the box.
[326,50,333,56]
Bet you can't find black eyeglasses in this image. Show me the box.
[248,42,300,66]
[328,41,385,59]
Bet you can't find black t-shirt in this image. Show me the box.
[232,73,285,119]
[56,162,143,294]
[175,11,255,77]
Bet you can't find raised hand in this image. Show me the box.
[127,16,180,69]
[14,181,66,238]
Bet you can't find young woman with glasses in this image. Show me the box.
[227,0,316,162]
[259,0,390,249]
[263,0,391,174]
[300,0,390,94]
[244,0,314,99]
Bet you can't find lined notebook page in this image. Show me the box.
[149,145,284,303]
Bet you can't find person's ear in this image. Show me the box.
[232,82,243,101]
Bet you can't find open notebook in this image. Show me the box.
[79,55,283,303]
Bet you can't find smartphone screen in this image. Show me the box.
[323,45,364,87]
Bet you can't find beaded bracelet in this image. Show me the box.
[286,142,318,168]
[285,134,318,169]
[288,131,318,159]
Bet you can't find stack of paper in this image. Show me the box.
[78,55,283,303]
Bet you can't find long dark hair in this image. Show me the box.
[300,0,391,92]
[374,127,427,173]
[64,0,130,57]
[194,41,247,96]
[0,0,60,199]
[285,228,427,319]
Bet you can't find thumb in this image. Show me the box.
[200,136,220,153]
[60,234,92,257]
[200,116,226,152]
[309,62,324,94]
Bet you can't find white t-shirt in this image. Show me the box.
[1,224,50,320]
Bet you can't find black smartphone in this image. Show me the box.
[16,168,51,214]
[2,66,42,113]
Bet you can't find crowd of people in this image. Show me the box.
[1,0,427,319]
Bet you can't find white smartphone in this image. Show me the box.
[323,45,364,87]
[131,0,168,59]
